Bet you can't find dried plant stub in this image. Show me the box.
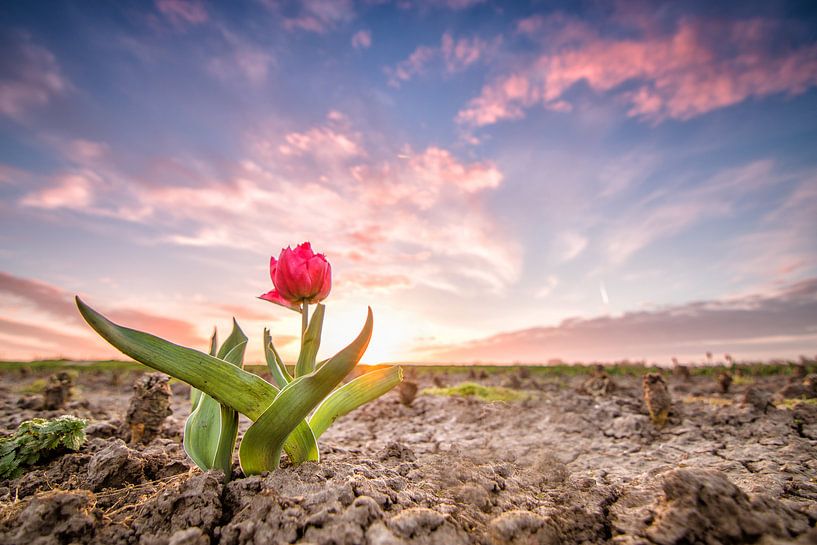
[398,381,418,406]
[43,372,73,410]
[643,373,672,428]
[125,373,172,444]
[717,372,733,394]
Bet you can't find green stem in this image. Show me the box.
[301,300,309,346]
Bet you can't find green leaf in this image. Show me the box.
[217,318,247,360]
[295,304,325,377]
[211,339,245,478]
[309,366,402,439]
[184,333,246,476]
[77,297,273,418]
[192,328,219,410]
[76,297,318,466]
[264,328,292,388]
[239,307,373,475]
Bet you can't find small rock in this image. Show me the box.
[453,484,492,512]
[646,469,810,543]
[367,522,404,545]
[86,439,146,491]
[743,387,773,412]
[607,414,650,439]
[1,490,98,544]
[388,508,445,538]
[377,442,416,462]
[488,510,559,545]
[16,395,43,410]
[168,527,210,545]
[579,371,616,396]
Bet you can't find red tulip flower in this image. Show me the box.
[260,242,332,312]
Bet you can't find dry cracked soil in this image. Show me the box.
[0,366,815,545]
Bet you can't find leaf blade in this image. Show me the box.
[295,304,325,377]
[309,366,402,439]
[264,328,292,388]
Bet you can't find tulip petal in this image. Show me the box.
[259,289,301,312]
[269,256,278,284]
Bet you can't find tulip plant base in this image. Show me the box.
[1,366,815,545]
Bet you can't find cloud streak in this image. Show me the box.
[0,32,67,120]
[419,277,817,363]
[386,32,500,87]
[0,271,204,355]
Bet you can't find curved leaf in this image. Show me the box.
[191,328,218,410]
[239,307,373,474]
[184,337,246,476]
[295,304,325,377]
[309,366,402,439]
[264,328,292,388]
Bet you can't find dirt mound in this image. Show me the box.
[611,468,811,544]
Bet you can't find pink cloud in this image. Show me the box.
[458,15,817,126]
[148,165,518,292]
[20,172,96,210]
[277,126,363,160]
[0,33,67,120]
[416,277,817,363]
[351,29,372,49]
[15,114,520,296]
[399,0,486,10]
[0,316,113,360]
[386,32,499,86]
[208,28,274,85]
[386,46,436,86]
[278,0,355,33]
[155,0,208,26]
[0,271,204,351]
[440,32,498,72]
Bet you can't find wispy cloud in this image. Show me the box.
[603,159,781,265]
[351,29,371,49]
[0,271,204,353]
[0,32,68,121]
[386,32,500,87]
[272,0,355,33]
[18,113,518,295]
[20,172,97,210]
[459,13,817,126]
[418,277,817,363]
[155,0,208,26]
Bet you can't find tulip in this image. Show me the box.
[260,242,332,312]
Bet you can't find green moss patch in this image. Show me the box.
[422,382,530,402]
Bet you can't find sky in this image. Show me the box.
[1,0,816,365]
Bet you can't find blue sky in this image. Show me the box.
[1,0,816,364]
